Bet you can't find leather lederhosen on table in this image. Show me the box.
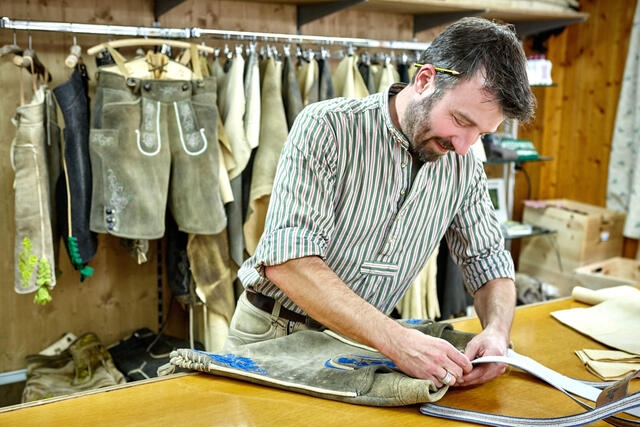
[169,318,475,407]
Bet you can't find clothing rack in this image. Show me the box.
[1,17,430,52]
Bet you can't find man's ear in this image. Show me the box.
[414,64,437,95]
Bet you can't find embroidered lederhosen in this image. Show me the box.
[171,74,226,235]
[11,86,61,300]
[169,319,476,407]
[89,70,226,239]
[89,70,171,239]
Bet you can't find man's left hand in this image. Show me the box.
[456,328,509,386]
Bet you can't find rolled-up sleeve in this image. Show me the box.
[249,108,338,277]
[446,163,515,294]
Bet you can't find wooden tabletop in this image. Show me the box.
[0,297,618,426]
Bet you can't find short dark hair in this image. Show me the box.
[416,17,536,123]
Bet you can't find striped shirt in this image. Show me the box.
[238,83,514,316]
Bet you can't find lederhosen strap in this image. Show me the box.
[420,350,640,426]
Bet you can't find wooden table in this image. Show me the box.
[0,297,619,426]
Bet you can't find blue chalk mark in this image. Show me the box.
[325,354,396,370]
[194,350,267,374]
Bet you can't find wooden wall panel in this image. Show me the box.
[514,0,637,260]
[518,0,635,206]
[303,9,414,42]
[159,0,298,34]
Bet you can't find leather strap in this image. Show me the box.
[420,350,640,426]
[245,290,324,330]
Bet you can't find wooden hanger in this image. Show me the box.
[87,38,214,56]
[94,42,197,80]
[9,47,52,84]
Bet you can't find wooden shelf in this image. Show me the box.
[484,156,553,165]
[234,0,588,36]
[503,223,555,240]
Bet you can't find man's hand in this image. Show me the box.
[457,327,509,386]
[382,325,473,387]
[454,277,516,386]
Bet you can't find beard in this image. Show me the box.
[401,95,454,163]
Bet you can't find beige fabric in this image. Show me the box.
[244,50,261,150]
[217,51,251,179]
[396,248,440,319]
[332,55,369,98]
[297,57,319,106]
[243,57,289,256]
[217,148,233,204]
[215,108,235,204]
[376,61,400,93]
[187,232,237,351]
[201,307,230,352]
[551,295,640,355]
[211,58,234,203]
[575,349,640,380]
[571,285,640,305]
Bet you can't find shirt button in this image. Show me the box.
[400,189,406,195]
[401,162,407,168]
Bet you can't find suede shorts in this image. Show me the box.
[89,71,226,239]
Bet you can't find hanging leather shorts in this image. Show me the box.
[11,87,61,295]
[89,71,226,240]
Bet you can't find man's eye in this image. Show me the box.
[453,115,468,127]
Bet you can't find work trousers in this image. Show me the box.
[224,291,318,349]
[89,71,226,239]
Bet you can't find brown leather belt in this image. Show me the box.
[245,290,323,330]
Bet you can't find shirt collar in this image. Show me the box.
[381,82,410,151]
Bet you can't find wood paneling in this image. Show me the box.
[518,0,635,206]
[513,0,637,262]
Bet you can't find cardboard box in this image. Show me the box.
[574,257,640,289]
[518,199,626,296]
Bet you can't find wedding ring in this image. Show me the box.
[440,370,454,385]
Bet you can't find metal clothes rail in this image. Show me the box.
[0,17,431,52]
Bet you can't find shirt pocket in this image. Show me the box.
[359,261,400,278]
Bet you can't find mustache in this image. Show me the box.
[433,137,455,151]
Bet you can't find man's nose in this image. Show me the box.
[451,132,480,155]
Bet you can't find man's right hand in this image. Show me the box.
[378,320,473,387]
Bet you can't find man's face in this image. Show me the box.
[401,73,504,163]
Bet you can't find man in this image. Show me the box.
[225,17,536,389]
